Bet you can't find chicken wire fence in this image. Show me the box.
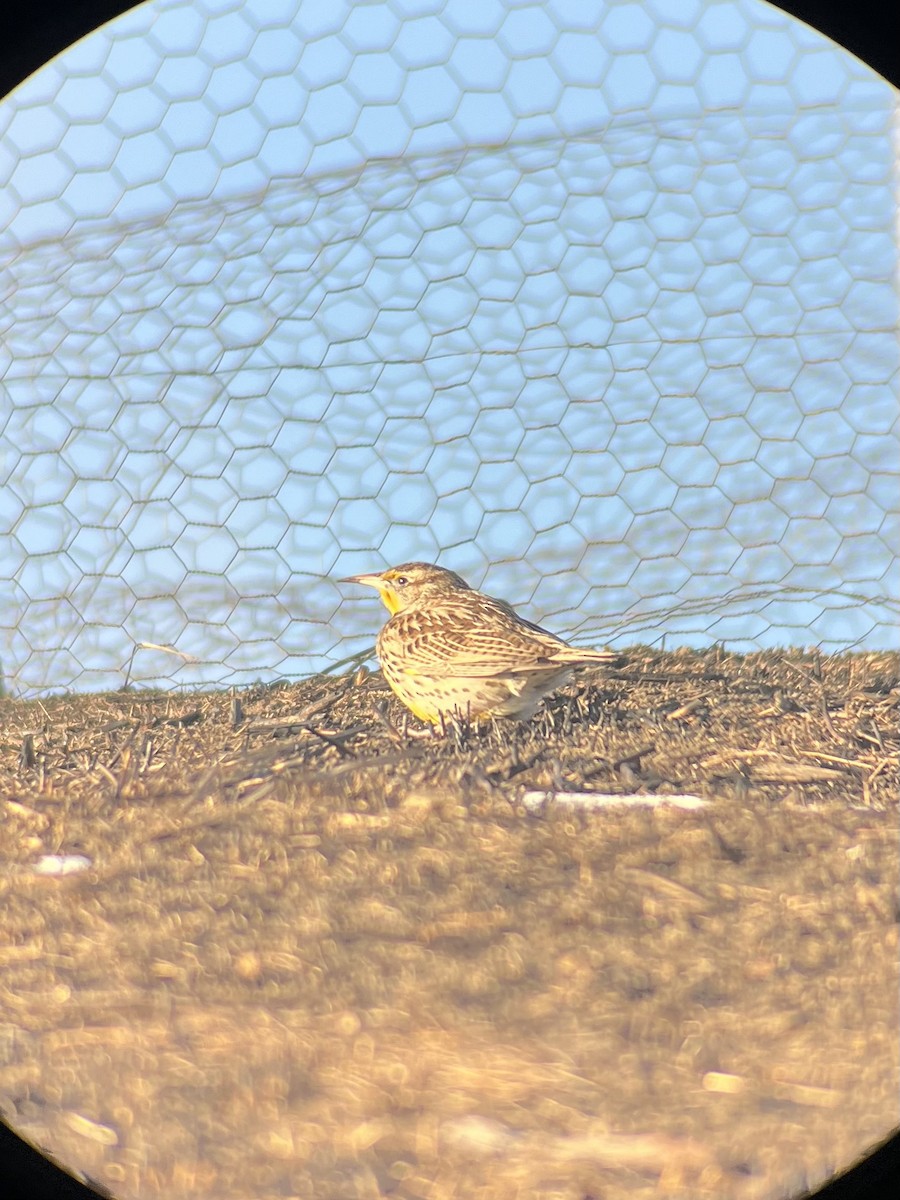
[0,0,898,697]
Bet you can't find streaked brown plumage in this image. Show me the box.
[341,562,619,724]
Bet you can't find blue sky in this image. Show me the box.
[0,0,897,693]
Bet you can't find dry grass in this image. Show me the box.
[0,647,897,1200]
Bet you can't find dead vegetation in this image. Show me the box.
[0,647,897,1200]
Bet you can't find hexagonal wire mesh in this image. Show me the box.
[0,0,898,696]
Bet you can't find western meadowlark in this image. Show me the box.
[341,562,619,725]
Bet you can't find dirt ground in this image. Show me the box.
[0,647,897,1200]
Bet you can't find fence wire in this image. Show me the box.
[0,0,898,696]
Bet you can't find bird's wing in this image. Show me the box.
[488,598,619,664]
[401,635,563,678]
[387,607,572,678]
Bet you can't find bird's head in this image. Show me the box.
[341,561,470,615]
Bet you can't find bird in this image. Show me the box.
[341,562,620,725]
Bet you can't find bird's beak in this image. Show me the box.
[341,572,400,615]
[340,572,384,589]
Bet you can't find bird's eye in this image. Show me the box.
[395,575,409,587]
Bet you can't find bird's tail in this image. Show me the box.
[557,646,623,665]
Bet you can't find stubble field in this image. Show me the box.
[0,647,897,1200]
